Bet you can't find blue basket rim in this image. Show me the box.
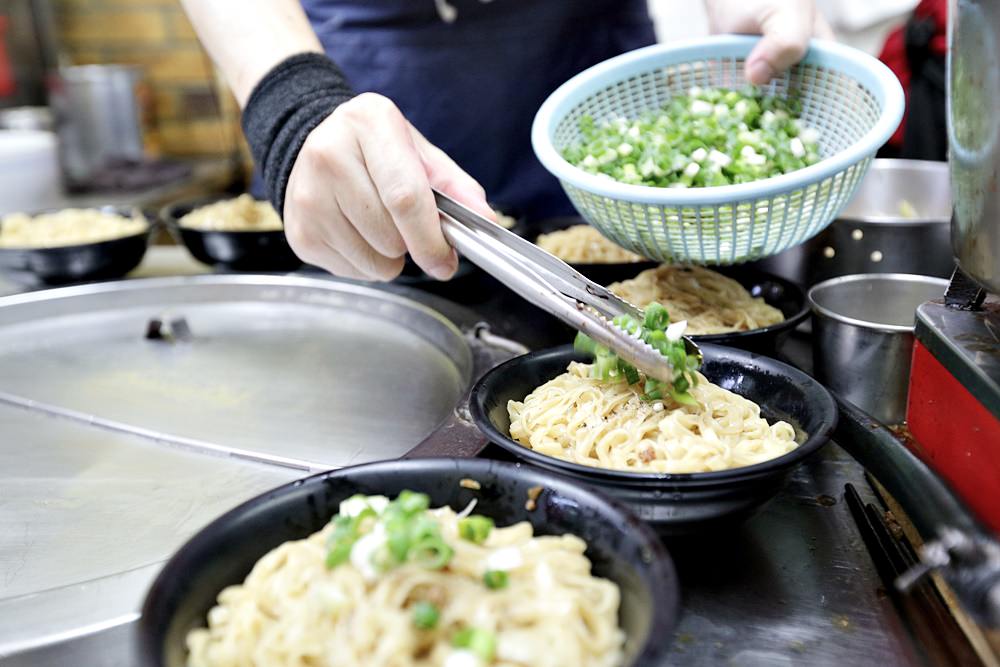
[531,35,905,206]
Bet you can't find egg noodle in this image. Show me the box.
[536,225,646,264]
[186,498,624,667]
[509,362,797,474]
[180,194,283,232]
[609,265,785,335]
[0,208,147,248]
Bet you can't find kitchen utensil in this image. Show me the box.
[48,65,145,189]
[470,344,837,533]
[754,159,954,285]
[160,196,301,272]
[808,273,948,425]
[0,205,153,285]
[435,189,703,386]
[138,458,680,667]
[531,35,905,264]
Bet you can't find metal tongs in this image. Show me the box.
[435,190,702,383]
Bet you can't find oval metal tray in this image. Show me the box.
[0,275,491,664]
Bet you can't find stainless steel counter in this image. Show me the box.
[0,265,959,666]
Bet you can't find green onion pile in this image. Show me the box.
[325,491,509,659]
[574,303,701,405]
[563,86,821,188]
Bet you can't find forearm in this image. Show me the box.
[178,0,323,106]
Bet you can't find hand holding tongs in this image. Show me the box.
[434,189,702,383]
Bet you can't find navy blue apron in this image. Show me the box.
[295,0,656,221]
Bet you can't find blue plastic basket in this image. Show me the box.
[532,36,905,264]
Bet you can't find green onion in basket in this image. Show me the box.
[562,87,821,188]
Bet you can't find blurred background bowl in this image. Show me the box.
[754,159,954,286]
[0,205,153,285]
[160,195,301,272]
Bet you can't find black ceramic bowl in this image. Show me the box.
[693,265,810,352]
[160,196,301,272]
[0,205,154,286]
[532,216,658,285]
[138,458,679,667]
[526,220,810,353]
[471,345,837,534]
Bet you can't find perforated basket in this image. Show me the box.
[531,36,905,264]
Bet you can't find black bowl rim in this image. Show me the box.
[138,457,680,666]
[470,343,837,485]
[0,204,157,253]
[159,194,287,237]
[687,266,810,343]
[529,219,809,342]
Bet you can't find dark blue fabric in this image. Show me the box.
[296,0,655,220]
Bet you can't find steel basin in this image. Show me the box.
[808,273,949,424]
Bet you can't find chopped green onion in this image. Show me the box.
[396,490,431,515]
[575,303,700,405]
[411,535,454,570]
[483,570,509,590]
[411,601,440,630]
[325,538,354,568]
[458,515,494,544]
[452,627,497,662]
[562,87,821,189]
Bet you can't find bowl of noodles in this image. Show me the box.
[0,205,153,285]
[160,194,302,272]
[606,263,809,351]
[139,458,679,667]
[470,345,837,533]
[528,219,808,351]
[533,217,658,285]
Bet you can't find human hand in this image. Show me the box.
[283,92,493,281]
[703,0,835,85]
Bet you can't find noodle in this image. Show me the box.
[180,195,283,232]
[536,225,645,264]
[186,501,624,667]
[0,209,147,248]
[508,362,797,474]
[609,265,784,335]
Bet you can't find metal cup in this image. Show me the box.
[808,274,949,424]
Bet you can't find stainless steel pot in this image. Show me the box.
[808,274,949,425]
[756,160,954,286]
[948,0,1000,293]
[48,65,145,189]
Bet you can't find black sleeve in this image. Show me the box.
[241,53,355,217]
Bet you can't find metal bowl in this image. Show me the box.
[808,273,950,425]
[138,458,680,667]
[160,196,302,272]
[470,345,837,534]
[0,205,153,285]
[754,159,954,285]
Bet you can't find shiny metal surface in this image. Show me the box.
[0,275,471,469]
[0,275,484,665]
[0,401,298,661]
[948,0,1000,293]
[756,159,954,285]
[48,65,145,188]
[808,274,949,424]
[435,189,702,384]
[667,444,921,666]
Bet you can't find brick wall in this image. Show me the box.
[51,0,245,160]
